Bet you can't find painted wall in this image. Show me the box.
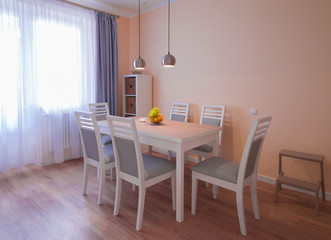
[122,0,331,192]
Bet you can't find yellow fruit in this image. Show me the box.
[154,117,158,122]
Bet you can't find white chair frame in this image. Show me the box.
[107,116,176,231]
[88,102,110,121]
[191,116,272,236]
[148,102,190,161]
[75,110,115,205]
[187,104,225,162]
[168,102,190,160]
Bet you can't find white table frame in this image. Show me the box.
[98,118,220,223]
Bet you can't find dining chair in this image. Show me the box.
[186,104,226,163]
[169,102,190,122]
[75,110,115,205]
[88,102,112,145]
[107,116,176,231]
[191,116,272,236]
[148,102,190,161]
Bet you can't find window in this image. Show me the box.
[36,20,82,111]
[0,14,21,130]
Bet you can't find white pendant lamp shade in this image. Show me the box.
[134,0,145,70]
[162,0,175,67]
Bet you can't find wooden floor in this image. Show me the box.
[0,155,330,240]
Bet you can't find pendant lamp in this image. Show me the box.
[162,0,176,67]
[133,0,146,70]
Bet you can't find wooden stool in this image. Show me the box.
[274,149,325,215]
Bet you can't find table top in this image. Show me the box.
[98,118,221,144]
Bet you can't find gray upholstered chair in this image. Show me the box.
[88,103,112,145]
[75,110,115,205]
[169,102,190,122]
[191,116,272,236]
[187,104,225,163]
[107,116,176,231]
[168,102,190,160]
[148,102,190,161]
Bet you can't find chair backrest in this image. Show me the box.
[89,103,109,121]
[75,110,105,165]
[170,102,189,122]
[237,116,272,184]
[200,104,226,146]
[107,116,144,183]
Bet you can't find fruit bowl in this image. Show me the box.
[148,107,163,124]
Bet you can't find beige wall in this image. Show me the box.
[120,0,331,192]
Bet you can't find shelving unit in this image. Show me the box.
[122,74,152,118]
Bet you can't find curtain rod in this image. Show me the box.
[61,0,120,18]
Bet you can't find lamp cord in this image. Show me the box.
[139,0,141,58]
[168,0,170,54]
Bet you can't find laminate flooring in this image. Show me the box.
[0,155,330,240]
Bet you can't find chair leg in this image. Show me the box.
[212,185,218,199]
[110,168,113,181]
[82,161,89,195]
[136,188,146,231]
[198,156,202,163]
[236,190,247,236]
[97,169,106,205]
[171,174,176,211]
[97,167,100,179]
[148,145,152,155]
[168,150,172,161]
[114,178,122,216]
[191,172,198,215]
[250,179,260,219]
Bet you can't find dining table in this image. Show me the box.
[98,117,221,223]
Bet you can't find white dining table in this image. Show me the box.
[98,118,221,223]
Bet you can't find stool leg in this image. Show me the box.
[321,163,326,202]
[315,191,319,216]
[274,180,279,202]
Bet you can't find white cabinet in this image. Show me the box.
[123,74,152,117]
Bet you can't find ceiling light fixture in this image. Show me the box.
[161,0,176,67]
[133,0,146,70]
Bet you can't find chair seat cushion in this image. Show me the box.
[191,157,239,184]
[103,144,115,163]
[193,144,213,153]
[102,134,112,145]
[143,155,176,180]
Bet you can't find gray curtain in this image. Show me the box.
[95,12,118,115]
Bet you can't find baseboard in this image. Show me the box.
[152,147,330,201]
[257,174,331,201]
[39,148,74,167]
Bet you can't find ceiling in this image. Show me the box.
[66,0,180,18]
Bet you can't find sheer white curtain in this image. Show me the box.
[0,0,96,171]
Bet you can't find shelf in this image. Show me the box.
[277,175,320,192]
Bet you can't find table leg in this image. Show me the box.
[211,134,220,198]
[176,147,184,222]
